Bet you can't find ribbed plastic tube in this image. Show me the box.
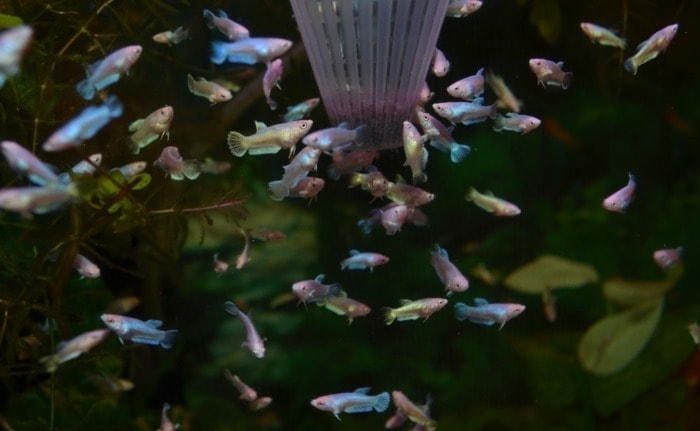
[289,0,450,150]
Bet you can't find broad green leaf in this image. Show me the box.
[578,298,663,376]
[128,173,151,190]
[0,14,23,28]
[602,277,675,307]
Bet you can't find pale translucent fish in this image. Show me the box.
[76,45,142,100]
[0,185,76,216]
[59,153,102,183]
[383,298,448,325]
[113,161,147,180]
[486,70,522,113]
[624,24,678,75]
[224,301,265,358]
[653,246,683,270]
[386,179,434,207]
[311,388,390,420]
[159,403,179,431]
[465,187,521,216]
[203,9,250,41]
[210,38,292,65]
[152,26,190,46]
[579,22,626,49]
[402,121,428,184]
[454,298,526,329]
[0,25,33,88]
[431,48,450,77]
[153,146,201,181]
[1,140,60,186]
[688,322,700,345]
[322,296,371,324]
[391,391,438,430]
[446,0,482,18]
[39,329,109,372]
[74,253,100,278]
[288,177,325,200]
[249,396,273,411]
[100,314,178,348]
[302,123,367,152]
[340,250,389,272]
[228,120,312,157]
[493,113,541,134]
[416,111,471,163]
[446,67,484,100]
[328,149,378,180]
[128,105,174,154]
[43,95,123,151]
[263,58,283,110]
[348,166,390,198]
[430,244,469,295]
[432,99,497,126]
[268,146,321,201]
[602,172,635,213]
[292,273,342,305]
[213,253,230,275]
[282,97,320,122]
[528,58,573,89]
[224,369,258,401]
[187,74,232,105]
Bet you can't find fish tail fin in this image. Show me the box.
[186,74,197,93]
[382,307,396,325]
[373,392,391,413]
[412,171,427,184]
[210,40,227,65]
[356,218,373,235]
[160,330,178,349]
[202,9,216,29]
[487,103,498,119]
[104,95,124,118]
[182,160,202,180]
[352,124,370,147]
[227,131,248,157]
[224,301,242,316]
[449,143,471,163]
[268,180,289,201]
[39,354,59,373]
[454,302,469,321]
[493,114,505,132]
[347,172,364,188]
[127,137,140,155]
[328,283,343,298]
[76,79,95,100]
[465,187,477,201]
[562,72,573,90]
[623,58,637,75]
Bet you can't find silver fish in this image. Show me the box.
[100,314,178,348]
[224,301,265,358]
[76,45,142,100]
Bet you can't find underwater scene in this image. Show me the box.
[0,0,699,429]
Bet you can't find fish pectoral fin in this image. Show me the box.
[353,387,371,394]
[128,119,144,132]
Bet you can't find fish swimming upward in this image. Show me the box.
[224,301,265,358]
[76,45,142,100]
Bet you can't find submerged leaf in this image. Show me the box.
[505,254,599,293]
[128,173,151,190]
[578,298,663,375]
[0,13,23,28]
[602,277,676,307]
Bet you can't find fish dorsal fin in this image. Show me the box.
[217,9,228,18]
[337,289,348,298]
[349,249,360,256]
[556,61,564,68]
[314,274,325,282]
[472,97,485,105]
[337,121,349,129]
[476,67,484,75]
[506,113,517,118]
[474,298,489,306]
[399,299,413,305]
[434,244,448,259]
[145,319,163,328]
[354,387,371,394]
[255,121,268,131]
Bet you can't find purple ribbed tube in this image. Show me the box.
[289,0,450,150]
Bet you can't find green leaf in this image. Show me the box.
[128,173,151,191]
[0,14,23,28]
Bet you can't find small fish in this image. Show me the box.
[153,146,201,181]
[288,177,325,201]
[454,298,526,329]
[76,45,142,100]
[59,153,102,182]
[113,161,147,180]
[416,111,471,163]
[127,105,174,154]
[228,120,313,157]
[292,274,342,305]
[493,113,541,134]
[224,301,265,358]
[105,296,140,314]
[268,146,322,201]
[0,25,33,88]
[43,95,123,151]
[340,250,390,272]
[249,396,273,411]
[381,204,409,235]
[152,26,190,46]
[688,322,700,345]
[383,298,448,325]
[224,369,258,401]
[653,246,683,270]
[158,403,179,431]
[263,59,283,110]
[624,24,678,75]
[311,388,390,420]
[602,172,636,213]
[1,140,60,186]
[528,58,573,89]
[391,391,438,431]
[39,329,110,372]
[465,187,521,216]
[213,253,230,275]
[322,296,371,324]
[430,244,469,295]
[74,253,100,278]
[431,48,450,77]
[302,123,367,152]
[386,178,435,207]
[542,286,556,323]
[447,67,485,100]
[348,166,390,199]
[328,149,379,180]
[100,314,178,348]
[486,70,522,113]
[0,185,76,216]
[235,230,251,269]
[93,374,135,392]
[432,98,498,126]
[203,9,250,41]
[187,74,232,105]
[248,227,286,242]
[416,81,434,108]
[403,121,428,184]
[200,157,232,175]
[210,38,292,65]
[385,407,408,429]
[446,0,483,18]
[282,97,321,122]
[579,22,626,49]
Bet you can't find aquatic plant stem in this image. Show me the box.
[31,0,116,151]
[149,198,247,215]
[0,307,7,350]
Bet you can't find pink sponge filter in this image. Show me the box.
[290,0,450,150]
